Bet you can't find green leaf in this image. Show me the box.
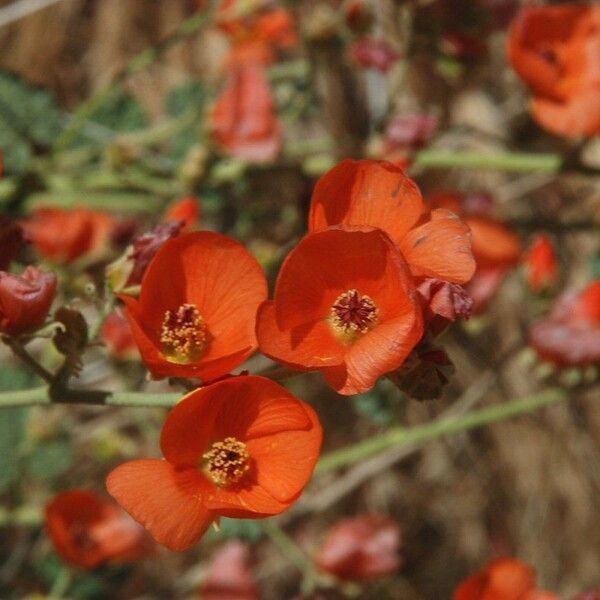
[0,71,62,173]
[590,251,600,279]
[87,90,149,134]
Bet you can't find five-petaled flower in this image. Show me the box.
[0,266,57,336]
[106,376,322,551]
[256,227,423,395]
[453,557,558,600]
[119,231,267,381]
[508,4,600,138]
[46,489,154,569]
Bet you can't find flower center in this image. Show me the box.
[330,289,379,337]
[202,437,250,487]
[160,303,207,363]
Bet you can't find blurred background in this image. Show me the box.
[0,0,599,598]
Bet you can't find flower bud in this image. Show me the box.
[0,266,57,335]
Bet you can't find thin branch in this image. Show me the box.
[2,337,54,383]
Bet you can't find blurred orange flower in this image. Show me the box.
[309,160,475,285]
[523,234,559,293]
[508,4,600,138]
[529,280,600,367]
[164,196,200,231]
[107,376,322,551]
[317,516,402,582]
[256,227,423,395]
[0,266,56,335]
[46,490,154,569]
[212,61,282,163]
[120,231,267,381]
[453,558,557,600]
[102,311,138,360]
[200,540,258,600]
[24,207,117,264]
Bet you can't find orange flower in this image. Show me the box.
[256,227,423,395]
[0,266,57,335]
[164,196,200,231]
[317,516,401,581]
[200,541,258,600]
[523,234,559,293]
[102,311,138,360]
[454,558,558,600]
[24,207,117,264]
[107,376,322,551]
[120,231,267,381]
[212,61,282,163]
[308,160,475,285]
[529,280,600,367]
[45,490,154,569]
[508,5,600,138]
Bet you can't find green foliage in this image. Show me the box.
[351,378,406,426]
[590,250,600,279]
[90,90,149,133]
[0,365,36,493]
[0,71,62,173]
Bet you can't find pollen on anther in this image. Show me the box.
[330,289,379,336]
[160,303,207,363]
[203,437,250,487]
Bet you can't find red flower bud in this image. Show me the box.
[317,516,401,582]
[350,38,401,73]
[417,278,473,336]
[164,196,200,231]
[523,235,559,293]
[200,541,259,600]
[125,220,184,287]
[0,266,57,335]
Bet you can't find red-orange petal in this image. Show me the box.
[399,209,475,284]
[322,310,423,395]
[106,459,213,552]
[308,160,424,243]
[466,216,522,268]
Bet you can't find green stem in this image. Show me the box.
[414,150,563,172]
[316,388,567,473]
[52,6,216,153]
[0,386,181,408]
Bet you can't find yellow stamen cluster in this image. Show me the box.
[160,303,207,363]
[202,437,250,487]
[330,289,379,336]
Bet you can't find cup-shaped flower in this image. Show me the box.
[308,160,475,285]
[23,207,117,264]
[317,516,401,582]
[453,558,558,600]
[45,490,154,569]
[523,234,559,293]
[508,5,600,138]
[106,376,322,551]
[0,266,57,335]
[256,227,423,395]
[119,231,267,381]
